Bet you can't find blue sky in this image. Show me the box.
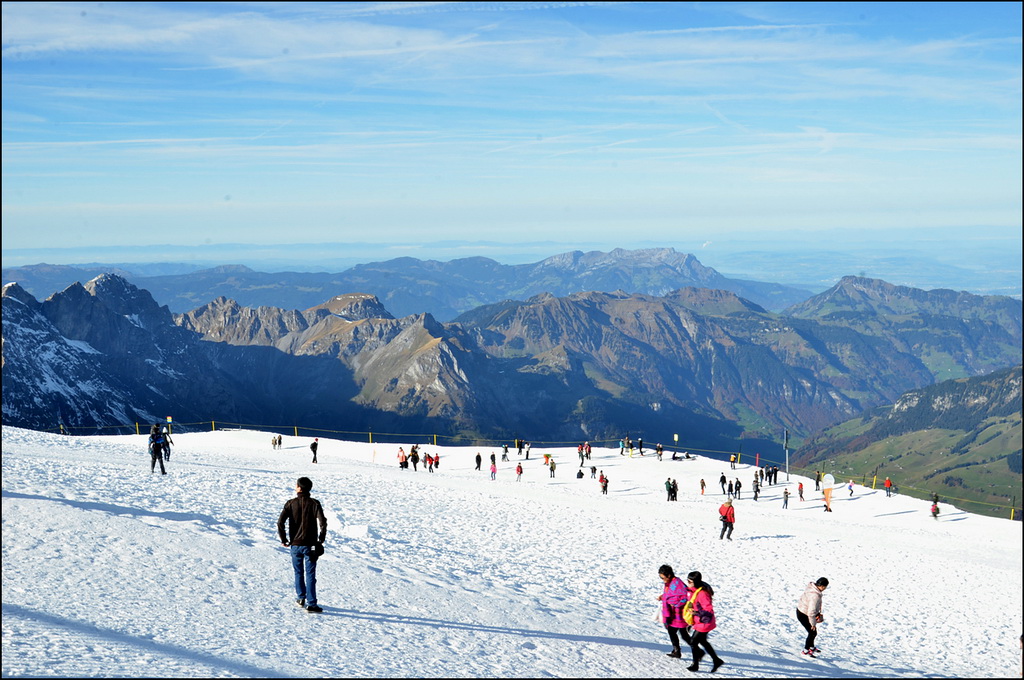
[2,2,1021,265]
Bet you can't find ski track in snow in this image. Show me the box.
[2,427,1021,678]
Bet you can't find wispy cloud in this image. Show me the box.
[2,2,1020,252]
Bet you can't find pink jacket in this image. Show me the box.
[661,577,691,628]
[690,588,717,633]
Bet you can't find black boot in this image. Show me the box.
[687,648,705,671]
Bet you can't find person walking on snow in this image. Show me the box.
[657,564,692,659]
[719,473,727,495]
[884,477,893,497]
[490,462,497,480]
[783,488,790,509]
[685,571,725,673]
[148,425,167,475]
[160,426,173,462]
[718,500,735,541]
[516,463,523,481]
[700,479,706,495]
[277,476,327,613]
[309,438,319,464]
[796,577,829,657]
[475,452,482,471]
[798,482,804,501]
[549,459,557,478]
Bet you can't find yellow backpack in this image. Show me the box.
[682,587,703,626]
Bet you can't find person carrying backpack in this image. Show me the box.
[685,571,725,673]
[718,500,735,540]
[148,424,166,475]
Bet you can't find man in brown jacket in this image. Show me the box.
[277,476,328,612]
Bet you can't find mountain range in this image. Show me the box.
[2,248,812,320]
[4,255,1020,460]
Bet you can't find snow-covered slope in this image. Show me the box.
[2,426,1021,678]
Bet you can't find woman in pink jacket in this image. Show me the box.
[657,565,692,658]
[685,571,725,673]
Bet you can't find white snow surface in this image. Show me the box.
[2,426,1021,678]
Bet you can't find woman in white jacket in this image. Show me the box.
[796,577,829,657]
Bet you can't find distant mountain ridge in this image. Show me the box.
[3,248,813,320]
[786,276,1022,379]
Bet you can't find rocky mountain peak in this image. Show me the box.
[307,293,394,321]
[83,273,173,329]
[2,281,40,308]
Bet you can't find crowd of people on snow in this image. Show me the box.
[142,425,1017,673]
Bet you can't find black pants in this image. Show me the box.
[150,448,166,474]
[690,630,720,664]
[719,521,733,540]
[666,624,691,651]
[796,609,817,649]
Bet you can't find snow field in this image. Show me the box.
[2,427,1021,678]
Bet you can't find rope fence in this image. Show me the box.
[32,419,1023,521]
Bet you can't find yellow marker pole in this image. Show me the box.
[294,426,298,437]
[211,421,216,431]
[872,475,877,489]
[135,422,140,435]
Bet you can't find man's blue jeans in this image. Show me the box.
[290,545,317,605]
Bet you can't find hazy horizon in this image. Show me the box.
[3,224,1021,298]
